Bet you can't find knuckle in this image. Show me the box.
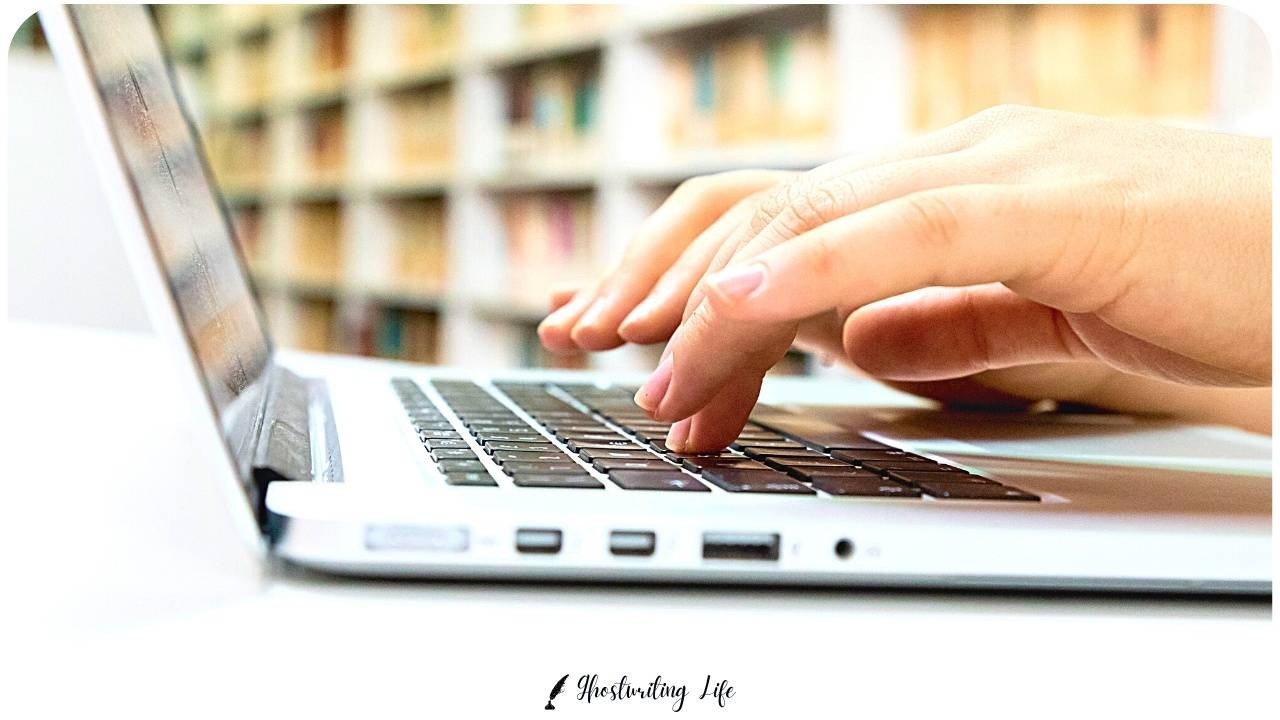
[749,186,792,235]
[965,103,1034,138]
[900,192,965,253]
[747,177,848,244]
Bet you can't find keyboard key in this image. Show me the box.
[700,468,816,494]
[561,433,631,444]
[762,457,851,470]
[566,438,638,451]
[608,470,710,491]
[734,439,806,450]
[413,421,457,431]
[810,475,921,497]
[482,441,557,453]
[819,438,895,452]
[504,462,586,475]
[493,450,571,464]
[549,423,611,433]
[474,433,546,443]
[476,423,543,433]
[862,460,965,474]
[736,446,826,458]
[512,473,605,489]
[422,438,471,450]
[672,454,769,472]
[577,448,658,462]
[786,464,874,480]
[591,458,676,472]
[830,448,924,463]
[888,470,993,485]
[437,459,488,473]
[431,448,478,460]
[916,482,1039,501]
[418,430,462,440]
[444,472,499,487]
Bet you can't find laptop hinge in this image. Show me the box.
[249,364,343,541]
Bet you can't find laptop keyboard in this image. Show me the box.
[390,378,1039,501]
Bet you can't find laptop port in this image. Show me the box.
[515,528,562,554]
[834,538,855,559]
[702,532,780,561]
[363,524,469,552]
[609,530,656,557]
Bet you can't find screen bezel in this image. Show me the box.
[41,4,277,549]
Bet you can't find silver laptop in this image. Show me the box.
[43,5,1271,593]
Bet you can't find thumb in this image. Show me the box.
[841,285,1089,381]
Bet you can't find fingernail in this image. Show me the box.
[634,354,673,412]
[619,298,655,334]
[666,418,692,453]
[707,263,765,301]
[571,300,599,329]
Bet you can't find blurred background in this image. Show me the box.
[8,4,1272,377]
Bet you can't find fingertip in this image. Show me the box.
[568,321,625,351]
[665,418,692,453]
[617,313,679,345]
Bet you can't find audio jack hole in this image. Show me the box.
[834,539,855,559]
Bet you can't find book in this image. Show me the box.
[301,5,349,93]
[207,119,268,191]
[664,20,834,152]
[908,4,1215,130]
[392,4,460,71]
[505,60,600,171]
[301,105,346,185]
[371,307,440,363]
[229,205,264,270]
[390,198,448,295]
[290,201,342,284]
[517,4,614,45]
[500,192,594,307]
[390,86,455,180]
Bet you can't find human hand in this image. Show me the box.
[636,106,1271,452]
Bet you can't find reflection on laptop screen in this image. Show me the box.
[68,5,271,479]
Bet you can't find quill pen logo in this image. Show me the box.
[545,673,571,710]
[542,673,735,711]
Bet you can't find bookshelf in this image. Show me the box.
[152,3,1268,373]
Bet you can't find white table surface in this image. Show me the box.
[3,321,1274,718]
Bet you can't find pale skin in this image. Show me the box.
[539,106,1273,452]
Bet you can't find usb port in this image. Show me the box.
[609,530,656,557]
[515,528,562,554]
[702,532,780,561]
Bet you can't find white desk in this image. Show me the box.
[4,322,1273,718]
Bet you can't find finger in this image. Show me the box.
[661,160,998,419]
[650,310,795,424]
[549,284,580,311]
[840,285,1092,381]
[617,190,768,345]
[678,373,765,453]
[682,149,990,324]
[538,282,602,352]
[568,170,790,350]
[878,377,1040,410]
[704,185,1113,323]
[793,309,849,362]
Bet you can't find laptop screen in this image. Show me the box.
[66,5,273,482]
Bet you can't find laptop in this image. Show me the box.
[42,5,1271,593]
